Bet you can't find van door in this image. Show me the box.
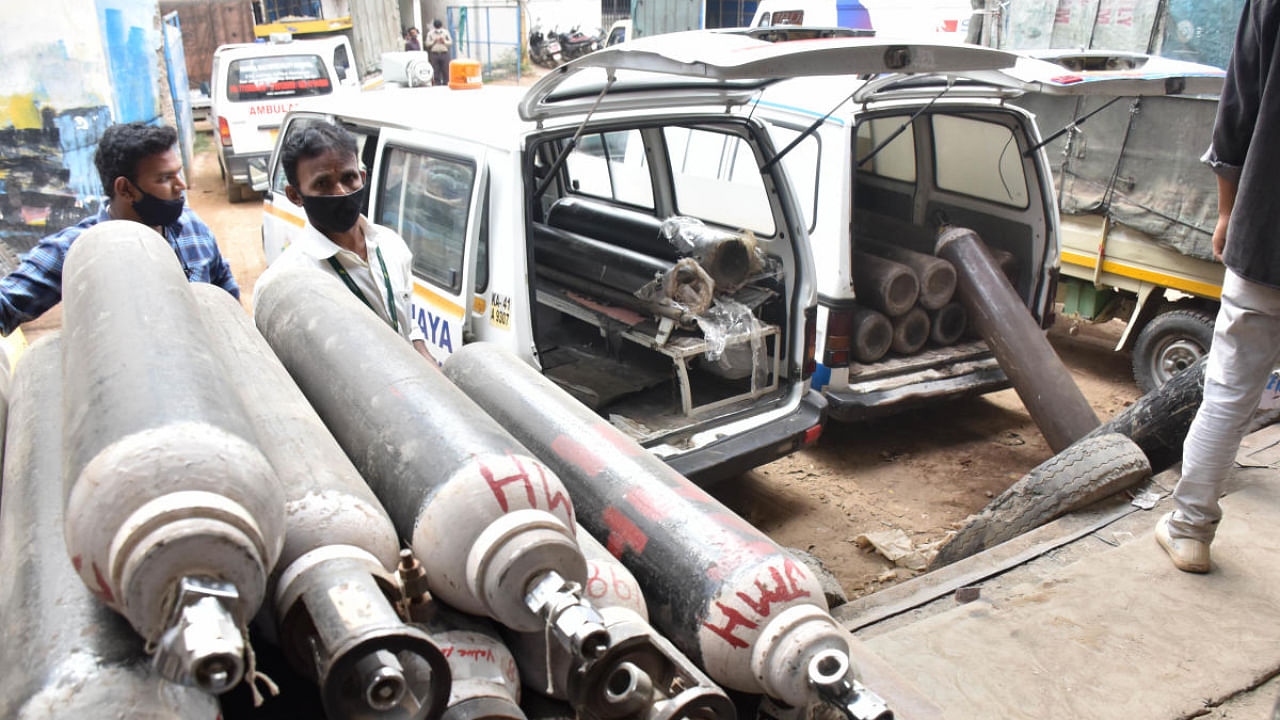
[369,129,488,364]
[261,113,323,263]
[333,39,359,89]
[261,114,381,264]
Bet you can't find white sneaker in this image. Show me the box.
[1155,512,1211,573]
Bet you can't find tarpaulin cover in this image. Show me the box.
[1002,0,1157,49]
[1014,92,1219,260]
[1000,0,1241,68]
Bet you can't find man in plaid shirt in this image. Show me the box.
[0,122,239,335]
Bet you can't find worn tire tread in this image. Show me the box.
[933,433,1150,568]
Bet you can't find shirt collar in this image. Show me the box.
[297,215,374,261]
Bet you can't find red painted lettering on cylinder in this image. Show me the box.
[701,601,757,649]
[593,422,645,457]
[602,506,648,557]
[551,434,606,477]
[735,558,810,617]
[627,486,669,521]
[533,460,575,527]
[477,454,537,512]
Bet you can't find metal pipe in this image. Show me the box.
[547,197,676,261]
[0,335,220,719]
[863,243,956,311]
[852,252,919,318]
[255,267,662,716]
[889,306,930,355]
[534,223,669,295]
[442,343,894,716]
[936,226,1099,452]
[190,284,450,720]
[927,302,967,346]
[60,221,286,693]
[850,307,892,364]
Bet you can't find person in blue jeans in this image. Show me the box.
[0,122,239,336]
[1156,0,1280,573]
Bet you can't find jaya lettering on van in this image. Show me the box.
[414,304,455,354]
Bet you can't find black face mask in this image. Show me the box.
[302,187,366,234]
[132,187,185,227]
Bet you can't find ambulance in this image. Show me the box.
[211,35,360,202]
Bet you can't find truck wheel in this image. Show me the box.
[225,173,246,203]
[932,433,1150,568]
[1131,308,1216,394]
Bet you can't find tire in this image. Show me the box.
[932,433,1150,568]
[785,546,848,609]
[225,172,247,203]
[1131,308,1216,394]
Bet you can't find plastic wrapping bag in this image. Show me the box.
[659,216,766,293]
[696,298,769,384]
[634,258,715,318]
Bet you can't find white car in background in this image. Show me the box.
[211,35,360,202]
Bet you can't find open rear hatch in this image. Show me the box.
[519,33,1023,122]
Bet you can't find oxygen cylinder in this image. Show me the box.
[400,552,527,720]
[190,284,450,720]
[936,226,1099,452]
[255,267,654,715]
[443,343,893,718]
[60,221,286,694]
[509,527,736,720]
[863,243,956,311]
[0,335,220,719]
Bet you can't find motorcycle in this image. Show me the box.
[555,25,601,62]
[528,24,562,68]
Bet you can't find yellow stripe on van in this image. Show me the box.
[1061,250,1222,300]
[413,283,465,319]
[264,201,306,228]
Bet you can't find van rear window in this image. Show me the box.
[227,55,331,101]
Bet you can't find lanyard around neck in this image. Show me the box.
[326,246,399,333]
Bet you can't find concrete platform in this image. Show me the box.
[841,424,1280,720]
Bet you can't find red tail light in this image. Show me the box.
[217,116,232,147]
[802,423,823,445]
[802,306,817,378]
[822,307,853,368]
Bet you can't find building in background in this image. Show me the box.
[0,0,182,254]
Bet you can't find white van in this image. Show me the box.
[257,34,1045,481]
[751,0,872,30]
[212,36,360,202]
[749,45,1225,420]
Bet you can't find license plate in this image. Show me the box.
[547,42,561,52]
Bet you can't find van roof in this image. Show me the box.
[214,36,348,58]
[296,86,535,144]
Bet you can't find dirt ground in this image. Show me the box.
[21,128,1144,605]
[717,317,1143,600]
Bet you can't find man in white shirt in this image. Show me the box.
[255,123,432,360]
